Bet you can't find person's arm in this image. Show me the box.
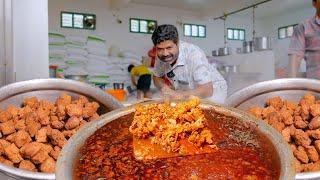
[153,76,174,94]
[288,54,303,78]
[288,23,305,77]
[130,75,137,86]
[177,82,213,99]
[184,47,215,99]
[153,75,165,90]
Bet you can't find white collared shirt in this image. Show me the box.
[154,41,227,103]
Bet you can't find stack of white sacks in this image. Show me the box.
[49,33,67,68]
[64,35,88,75]
[48,33,143,89]
[86,36,142,89]
[86,36,109,76]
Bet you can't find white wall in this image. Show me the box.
[258,6,314,69]
[48,0,260,57]
[11,0,49,82]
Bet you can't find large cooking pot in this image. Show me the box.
[0,79,124,180]
[56,99,295,180]
[253,37,272,51]
[226,78,320,179]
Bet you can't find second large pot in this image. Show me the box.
[226,78,320,179]
[253,37,272,51]
[56,99,295,180]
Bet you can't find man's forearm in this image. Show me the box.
[180,82,213,99]
[288,55,303,78]
[153,76,167,90]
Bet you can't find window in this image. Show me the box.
[61,12,96,30]
[227,28,245,41]
[183,24,206,38]
[130,18,157,34]
[278,24,298,39]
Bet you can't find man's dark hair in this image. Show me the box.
[151,24,179,45]
[314,0,316,2]
[128,64,134,72]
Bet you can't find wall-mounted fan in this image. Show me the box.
[147,21,157,33]
[83,15,96,29]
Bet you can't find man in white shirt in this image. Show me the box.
[152,24,227,103]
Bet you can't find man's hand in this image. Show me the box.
[161,86,184,100]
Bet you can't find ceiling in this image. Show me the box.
[129,0,310,19]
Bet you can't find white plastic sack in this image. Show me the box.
[108,45,121,57]
[49,33,65,44]
[49,37,66,45]
[66,47,88,56]
[87,60,107,68]
[87,54,108,61]
[65,42,86,49]
[49,44,66,50]
[119,51,141,60]
[64,61,88,75]
[121,57,141,65]
[49,49,67,57]
[87,47,108,56]
[87,35,106,48]
[66,54,88,63]
[66,35,87,44]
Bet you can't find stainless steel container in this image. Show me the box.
[236,48,243,54]
[0,79,124,179]
[226,78,320,180]
[223,65,239,74]
[212,50,219,56]
[218,47,231,56]
[64,74,88,83]
[56,99,295,180]
[253,37,272,51]
[113,82,124,90]
[242,41,254,53]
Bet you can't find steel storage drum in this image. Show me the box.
[56,99,295,180]
[0,79,124,180]
[242,41,254,53]
[218,47,231,56]
[226,78,320,180]
[253,37,272,51]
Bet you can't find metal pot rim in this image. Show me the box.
[0,78,124,179]
[226,78,320,179]
[0,78,123,110]
[56,99,295,180]
[226,78,320,107]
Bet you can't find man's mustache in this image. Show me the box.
[160,55,173,60]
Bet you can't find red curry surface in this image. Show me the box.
[74,109,280,179]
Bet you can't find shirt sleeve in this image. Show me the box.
[130,67,137,76]
[190,49,212,85]
[288,24,305,57]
